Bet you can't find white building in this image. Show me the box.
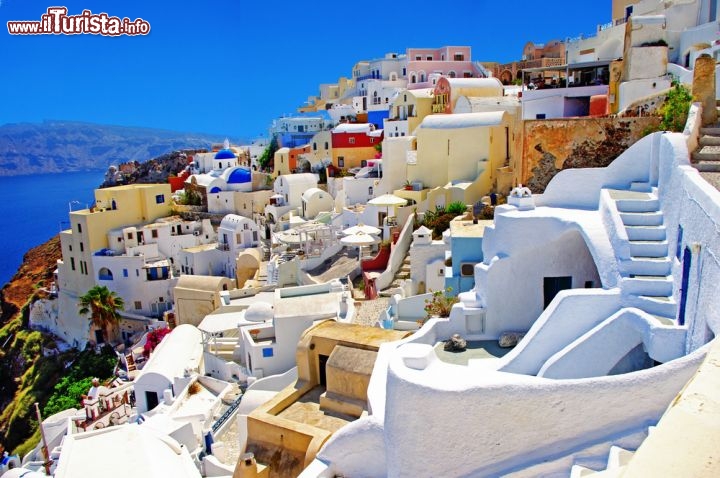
[301,187,334,220]
[301,112,720,476]
[134,324,204,413]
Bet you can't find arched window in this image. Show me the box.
[410,74,416,83]
[448,70,456,78]
[98,267,113,281]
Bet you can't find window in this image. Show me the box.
[98,267,113,281]
[151,229,158,239]
[461,263,476,276]
[324,141,329,150]
[134,301,142,310]
[415,55,421,60]
[80,242,84,252]
[448,71,456,78]
[349,137,355,145]
[426,56,432,61]
[313,142,317,151]
[454,53,464,61]
[123,268,128,277]
[77,223,82,233]
[402,67,406,76]
[464,71,473,78]
[117,237,122,243]
[262,347,274,358]
[155,194,165,204]
[252,231,258,242]
[338,156,345,167]
[70,257,76,271]
[368,186,374,196]
[128,232,133,240]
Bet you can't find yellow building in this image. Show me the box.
[399,111,512,207]
[57,183,172,295]
[384,88,434,138]
[243,321,409,478]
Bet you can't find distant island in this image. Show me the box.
[0,120,231,176]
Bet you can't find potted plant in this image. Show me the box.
[249,328,260,341]
[404,180,413,191]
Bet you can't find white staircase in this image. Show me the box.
[608,188,676,321]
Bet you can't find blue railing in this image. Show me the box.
[211,394,243,433]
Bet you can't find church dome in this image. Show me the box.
[214,149,236,160]
[227,167,251,184]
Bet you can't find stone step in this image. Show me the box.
[620,211,664,226]
[699,135,720,147]
[395,272,410,280]
[628,294,677,319]
[701,127,720,136]
[692,150,720,162]
[694,161,720,173]
[615,197,660,213]
[624,225,666,241]
[621,275,673,296]
[628,240,668,257]
[619,256,672,276]
[400,265,411,273]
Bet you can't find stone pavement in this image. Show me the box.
[351,296,390,327]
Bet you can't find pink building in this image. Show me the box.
[406,46,485,89]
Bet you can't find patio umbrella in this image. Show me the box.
[342,224,381,236]
[340,231,380,261]
[368,193,407,218]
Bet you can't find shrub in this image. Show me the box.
[659,82,692,132]
[424,288,459,320]
[446,201,467,216]
[143,327,172,358]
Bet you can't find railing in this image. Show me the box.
[431,103,446,113]
[217,242,230,251]
[211,394,243,433]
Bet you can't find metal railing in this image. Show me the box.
[211,393,243,433]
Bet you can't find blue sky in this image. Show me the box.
[0,0,609,140]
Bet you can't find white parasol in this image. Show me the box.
[342,224,381,236]
[340,231,380,261]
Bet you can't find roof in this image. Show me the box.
[419,111,506,129]
[301,187,326,200]
[175,274,231,292]
[224,167,251,184]
[53,424,200,478]
[135,324,203,384]
[445,77,503,90]
[214,149,236,160]
[409,88,435,99]
[278,173,318,185]
[219,213,256,229]
[332,123,373,134]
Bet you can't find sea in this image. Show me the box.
[0,170,105,287]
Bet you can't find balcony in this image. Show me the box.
[432,103,446,114]
[217,242,230,251]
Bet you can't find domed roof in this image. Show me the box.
[214,149,236,160]
[227,167,251,184]
[245,302,273,323]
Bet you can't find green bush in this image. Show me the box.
[446,201,467,215]
[660,82,692,132]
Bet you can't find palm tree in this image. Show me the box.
[78,286,125,345]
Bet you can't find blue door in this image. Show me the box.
[678,246,691,326]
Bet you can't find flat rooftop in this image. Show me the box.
[449,219,493,238]
[276,386,355,433]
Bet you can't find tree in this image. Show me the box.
[78,286,125,344]
[258,136,279,171]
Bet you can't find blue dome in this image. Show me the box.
[214,149,236,160]
[227,168,251,184]
[209,186,222,193]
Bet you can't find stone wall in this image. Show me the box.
[522,117,661,192]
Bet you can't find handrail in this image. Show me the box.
[211,393,243,433]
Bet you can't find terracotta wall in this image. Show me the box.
[522,116,661,192]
